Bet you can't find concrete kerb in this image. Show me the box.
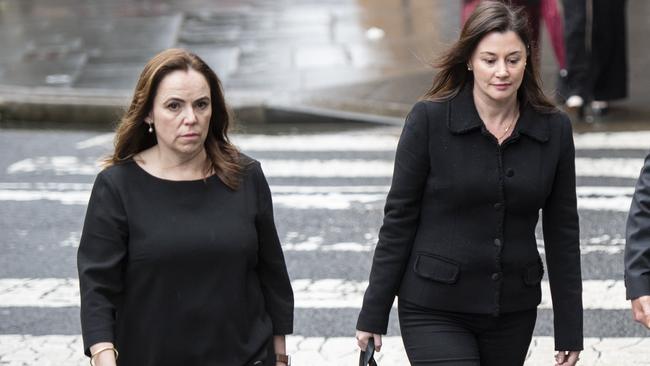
[0,86,129,128]
[0,87,406,129]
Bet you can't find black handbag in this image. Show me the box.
[359,337,378,366]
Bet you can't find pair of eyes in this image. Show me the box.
[165,100,210,111]
[481,58,523,66]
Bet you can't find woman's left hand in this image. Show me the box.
[555,350,580,365]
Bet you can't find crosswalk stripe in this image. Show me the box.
[49,232,624,254]
[0,278,630,310]
[0,184,638,211]
[573,131,650,150]
[6,156,647,178]
[73,131,650,151]
[0,335,647,366]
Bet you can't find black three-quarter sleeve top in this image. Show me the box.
[77,156,293,366]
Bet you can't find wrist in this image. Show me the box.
[275,353,291,365]
[90,346,118,366]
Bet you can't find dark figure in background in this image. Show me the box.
[563,0,628,118]
[625,152,650,329]
[356,2,582,366]
[78,49,294,366]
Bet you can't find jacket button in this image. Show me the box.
[491,272,502,281]
[506,169,514,177]
[494,203,503,210]
[494,238,501,247]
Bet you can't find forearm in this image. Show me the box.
[89,342,117,366]
[272,335,289,366]
[273,335,286,355]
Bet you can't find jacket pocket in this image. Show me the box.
[523,257,544,286]
[413,253,460,284]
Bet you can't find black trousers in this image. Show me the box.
[563,0,628,101]
[398,299,537,366]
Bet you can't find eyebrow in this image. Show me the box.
[163,96,210,104]
[479,51,523,56]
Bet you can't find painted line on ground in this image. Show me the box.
[0,278,630,310]
[0,183,638,211]
[6,156,646,179]
[74,131,650,151]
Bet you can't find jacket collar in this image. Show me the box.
[447,83,550,143]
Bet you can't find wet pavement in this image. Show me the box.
[0,0,649,129]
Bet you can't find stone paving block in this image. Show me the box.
[237,46,293,75]
[179,14,242,45]
[295,336,325,351]
[295,46,349,69]
[347,42,433,69]
[298,65,412,93]
[90,15,181,57]
[320,337,358,360]
[226,70,301,92]
[0,52,87,87]
[177,45,241,81]
[74,63,142,90]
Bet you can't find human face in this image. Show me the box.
[468,30,527,104]
[147,68,212,158]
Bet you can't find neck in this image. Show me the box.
[153,145,209,179]
[473,89,519,124]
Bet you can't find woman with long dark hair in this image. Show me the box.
[356,2,582,365]
[78,48,293,366]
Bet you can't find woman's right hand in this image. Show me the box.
[355,330,382,352]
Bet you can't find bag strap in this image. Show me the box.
[359,337,378,366]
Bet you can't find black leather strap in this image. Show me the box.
[359,337,378,366]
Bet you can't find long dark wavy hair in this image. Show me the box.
[104,48,242,190]
[422,1,556,113]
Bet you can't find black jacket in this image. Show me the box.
[357,86,583,351]
[625,152,650,299]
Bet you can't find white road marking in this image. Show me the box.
[233,133,400,151]
[74,133,114,149]
[1,335,647,366]
[74,129,650,152]
[26,228,629,254]
[0,184,635,211]
[74,133,402,152]
[6,156,646,178]
[574,157,645,178]
[573,131,650,150]
[0,278,630,310]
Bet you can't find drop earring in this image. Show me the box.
[148,123,153,133]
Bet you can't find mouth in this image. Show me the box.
[180,133,200,139]
[492,83,511,89]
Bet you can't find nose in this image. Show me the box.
[183,106,198,124]
[495,60,509,78]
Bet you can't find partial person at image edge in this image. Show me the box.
[77,49,294,366]
[625,152,650,329]
[356,2,583,366]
